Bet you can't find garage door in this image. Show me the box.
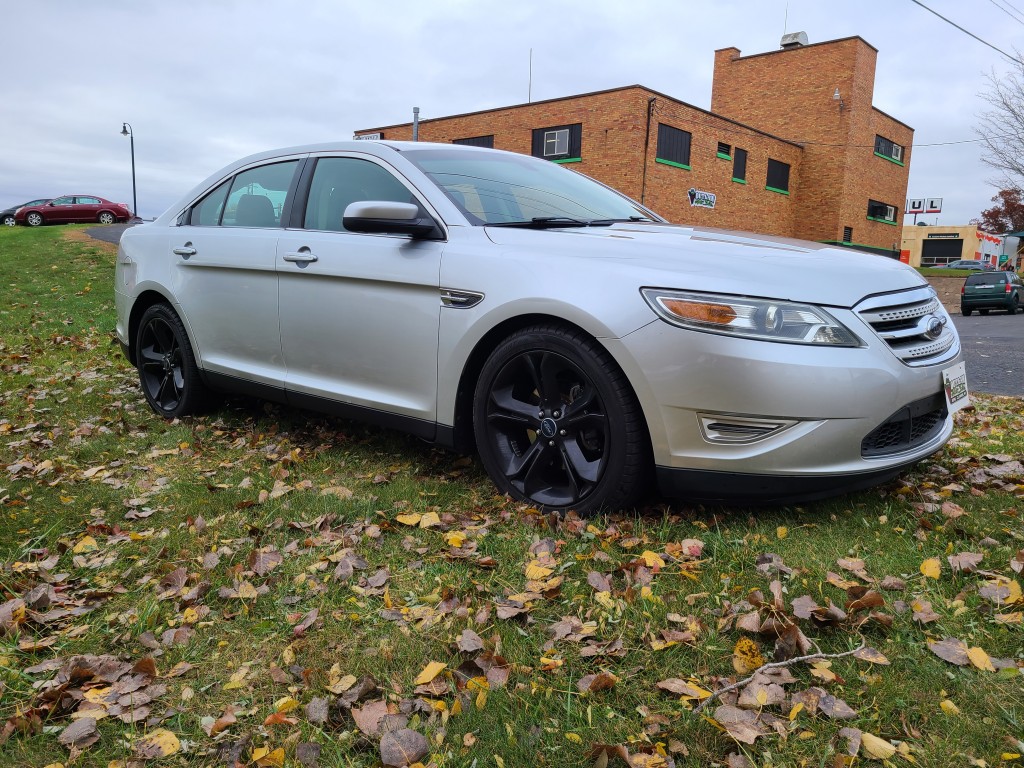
[921,238,963,266]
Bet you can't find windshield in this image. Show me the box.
[402,148,660,225]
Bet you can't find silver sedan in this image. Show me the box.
[115,142,965,513]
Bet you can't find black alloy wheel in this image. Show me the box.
[136,304,209,418]
[473,325,649,514]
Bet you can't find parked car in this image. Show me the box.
[2,199,51,227]
[939,259,995,271]
[961,270,1023,315]
[115,142,965,512]
[15,196,132,227]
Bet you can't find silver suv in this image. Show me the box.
[115,142,965,513]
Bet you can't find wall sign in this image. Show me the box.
[688,188,716,209]
[925,198,943,213]
[354,132,383,140]
[906,198,925,213]
[927,233,959,239]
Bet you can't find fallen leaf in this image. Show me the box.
[414,661,446,685]
[133,729,180,758]
[948,552,983,574]
[940,699,960,715]
[967,646,996,672]
[456,629,484,653]
[577,671,618,693]
[860,732,897,760]
[58,718,99,750]
[920,558,941,579]
[380,728,428,767]
[732,637,764,674]
[853,646,890,665]
[928,637,969,666]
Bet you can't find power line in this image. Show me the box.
[908,0,1017,62]
[999,0,1024,18]
[987,0,1024,27]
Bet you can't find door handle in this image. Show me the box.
[173,246,196,257]
[283,251,318,263]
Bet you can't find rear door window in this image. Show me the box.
[222,161,299,228]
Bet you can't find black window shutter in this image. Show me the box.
[453,135,494,148]
[656,124,691,166]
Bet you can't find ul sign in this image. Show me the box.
[906,198,925,213]
[925,198,943,213]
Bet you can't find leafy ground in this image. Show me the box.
[0,226,1022,768]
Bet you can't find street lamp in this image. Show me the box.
[120,122,137,219]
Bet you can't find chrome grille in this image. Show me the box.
[855,286,959,367]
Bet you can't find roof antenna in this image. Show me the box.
[783,1,789,36]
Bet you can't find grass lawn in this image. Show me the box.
[0,226,1022,767]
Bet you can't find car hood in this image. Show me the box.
[483,223,926,308]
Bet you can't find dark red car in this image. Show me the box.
[15,195,132,226]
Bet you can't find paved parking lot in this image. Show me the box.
[950,312,1024,397]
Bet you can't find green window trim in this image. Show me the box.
[552,157,582,164]
[716,152,732,160]
[731,177,747,184]
[765,185,790,195]
[873,151,905,167]
[866,215,897,225]
[655,158,691,171]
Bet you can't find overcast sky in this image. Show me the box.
[1,0,1019,226]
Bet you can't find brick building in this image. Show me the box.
[356,34,911,254]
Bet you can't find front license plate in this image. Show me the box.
[942,361,969,413]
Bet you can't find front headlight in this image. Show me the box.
[641,288,863,347]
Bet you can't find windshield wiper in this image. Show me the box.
[586,216,656,225]
[488,216,590,229]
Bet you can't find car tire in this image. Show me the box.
[472,324,650,514]
[26,212,43,227]
[961,308,972,316]
[98,212,115,225]
[980,309,989,316]
[136,304,210,418]
[2,215,15,227]
[1009,296,1019,315]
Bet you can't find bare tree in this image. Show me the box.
[978,54,1024,188]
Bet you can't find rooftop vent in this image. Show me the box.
[781,31,809,49]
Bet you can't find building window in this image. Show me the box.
[874,135,904,165]
[717,142,731,159]
[453,135,494,148]
[843,226,853,243]
[766,159,790,194]
[867,200,898,224]
[732,148,747,183]
[655,124,691,169]
[531,124,582,163]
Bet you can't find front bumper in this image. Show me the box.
[607,305,960,501]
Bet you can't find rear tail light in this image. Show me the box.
[1007,283,1013,293]
[961,284,965,295]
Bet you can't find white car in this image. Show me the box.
[115,142,965,513]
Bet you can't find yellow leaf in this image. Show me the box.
[475,688,488,709]
[236,581,259,600]
[252,747,285,767]
[996,612,1023,624]
[525,561,554,580]
[640,550,666,569]
[495,757,505,768]
[810,661,838,683]
[776,526,788,539]
[73,535,98,554]
[732,637,764,674]
[273,696,300,713]
[861,733,897,760]
[134,729,180,757]
[788,702,804,721]
[1002,754,1021,761]
[755,688,769,706]
[565,732,583,743]
[967,646,996,672]
[419,511,441,528]
[921,557,941,579]
[396,513,422,526]
[84,686,113,704]
[415,661,447,685]
[445,531,467,547]
[940,699,960,715]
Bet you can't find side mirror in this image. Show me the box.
[342,201,441,239]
